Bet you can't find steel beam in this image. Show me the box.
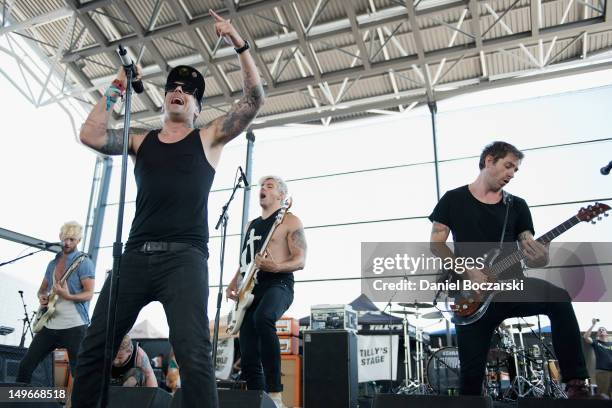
[0,7,73,36]
[61,1,468,63]
[343,1,372,69]
[284,3,322,81]
[405,0,435,101]
[242,56,612,128]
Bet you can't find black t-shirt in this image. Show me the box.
[428,185,534,279]
[592,340,612,371]
[240,209,294,285]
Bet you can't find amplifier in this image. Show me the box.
[310,304,357,331]
[276,317,299,336]
[279,336,299,355]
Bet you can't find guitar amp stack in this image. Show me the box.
[275,317,301,408]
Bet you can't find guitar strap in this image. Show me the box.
[499,191,513,251]
[53,253,88,286]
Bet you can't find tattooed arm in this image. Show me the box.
[80,66,148,156]
[429,222,454,259]
[135,348,158,387]
[202,10,264,167]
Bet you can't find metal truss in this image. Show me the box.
[1,0,611,129]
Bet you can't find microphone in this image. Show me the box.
[600,161,612,176]
[43,242,62,248]
[238,166,249,187]
[117,45,144,94]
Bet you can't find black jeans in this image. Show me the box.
[71,245,217,408]
[239,279,293,392]
[456,277,589,395]
[16,324,87,384]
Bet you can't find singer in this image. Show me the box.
[71,9,264,408]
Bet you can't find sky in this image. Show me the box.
[0,54,611,346]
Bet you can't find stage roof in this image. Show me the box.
[1,0,611,129]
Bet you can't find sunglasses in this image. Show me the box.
[164,82,199,97]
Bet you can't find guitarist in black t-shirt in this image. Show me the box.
[226,175,307,408]
[429,141,590,398]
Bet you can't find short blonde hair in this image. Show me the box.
[258,175,288,197]
[60,221,83,241]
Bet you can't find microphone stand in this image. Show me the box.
[211,175,245,369]
[18,291,34,347]
[0,247,50,268]
[99,58,135,408]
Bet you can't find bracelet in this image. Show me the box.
[234,40,250,54]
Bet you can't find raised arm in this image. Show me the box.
[205,9,264,149]
[79,66,148,156]
[583,318,597,344]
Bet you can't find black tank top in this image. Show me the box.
[125,129,215,254]
[112,341,138,379]
[240,209,294,284]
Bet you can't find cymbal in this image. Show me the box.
[390,310,417,315]
[422,311,443,319]
[397,302,434,309]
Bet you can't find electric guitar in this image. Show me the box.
[438,202,610,326]
[32,254,87,333]
[226,198,293,335]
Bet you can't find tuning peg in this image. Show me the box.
[598,216,603,221]
[605,213,609,217]
[591,221,597,224]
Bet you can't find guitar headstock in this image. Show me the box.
[275,197,293,225]
[577,202,611,224]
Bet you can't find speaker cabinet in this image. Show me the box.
[108,386,172,408]
[303,330,358,408]
[373,394,492,408]
[281,354,301,407]
[0,345,53,386]
[171,389,275,408]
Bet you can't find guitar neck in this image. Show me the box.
[490,215,581,276]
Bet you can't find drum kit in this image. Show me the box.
[389,304,566,400]
[484,318,566,400]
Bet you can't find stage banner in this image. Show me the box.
[214,337,234,380]
[357,334,399,382]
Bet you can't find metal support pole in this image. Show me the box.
[428,101,441,202]
[240,130,255,242]
[87,156,113,265]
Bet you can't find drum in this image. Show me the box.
[426,347,460,395]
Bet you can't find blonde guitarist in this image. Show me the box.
[17,221,95,387]
[226,176,306,408]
